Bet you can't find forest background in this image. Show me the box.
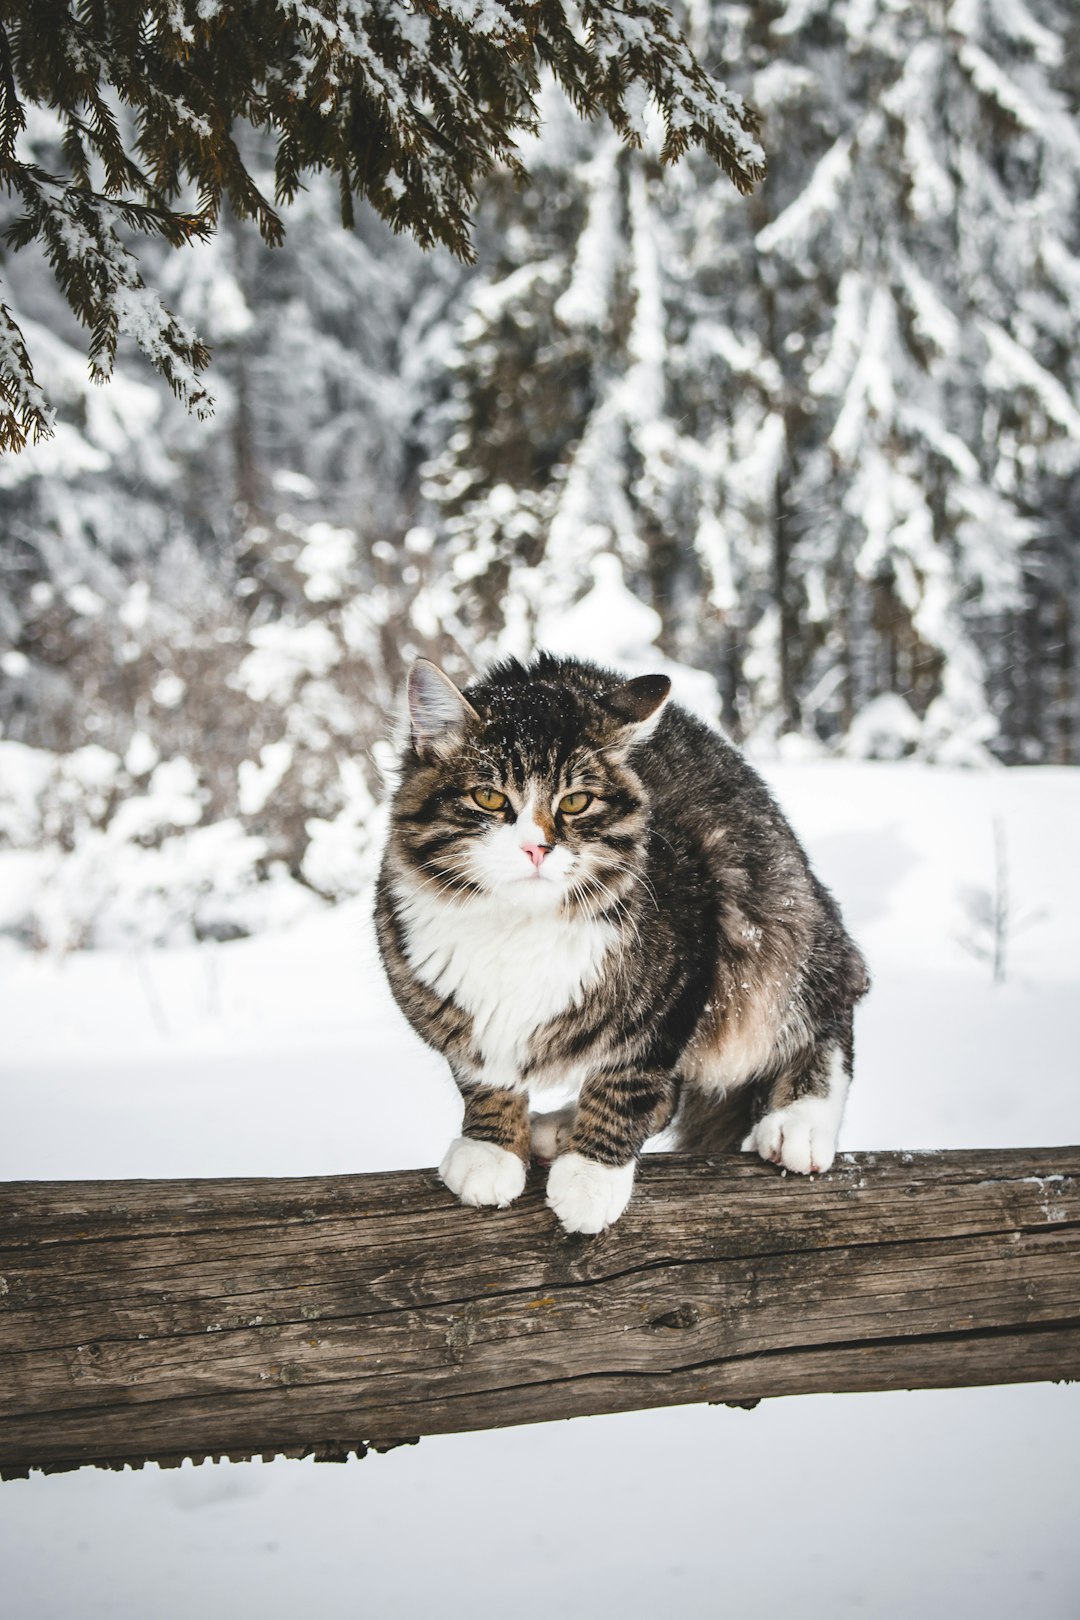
[1,0,1078,950]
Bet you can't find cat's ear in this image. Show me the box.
[600,674,672,752]
[407,659,480,759]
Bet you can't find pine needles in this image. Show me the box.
[0,0,765,451]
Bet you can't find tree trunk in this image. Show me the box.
[1,1148,1077,1478]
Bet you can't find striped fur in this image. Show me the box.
[375,654,869,1232]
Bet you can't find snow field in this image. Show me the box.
[1,759,1078,1617]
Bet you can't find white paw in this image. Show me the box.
[439,1138,527,1208]
[743,1096,841,1175]
[529,1105,577,1164]
[545,1152,635,1234]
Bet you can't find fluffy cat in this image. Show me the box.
[375,653,869,1234]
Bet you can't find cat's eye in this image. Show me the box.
[471,786,508,812]
[557,791,593,815]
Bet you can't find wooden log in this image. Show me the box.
[1,1148,1077,1478]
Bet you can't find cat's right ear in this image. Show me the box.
[407,659,480,760]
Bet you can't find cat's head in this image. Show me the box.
[388,655,671,915]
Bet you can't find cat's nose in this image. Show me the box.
[521,842,551,869]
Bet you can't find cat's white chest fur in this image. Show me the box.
[395,881,615,1089]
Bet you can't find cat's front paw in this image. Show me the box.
[743,1097,840,1175]
[439,1138,527,1208]
[545,1152,635,1234]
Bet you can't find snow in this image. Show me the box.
[770,0,831,36]
[843,692,921,760]
[124,730,160,778]
[460,258,563,343]
[830,285,898,464]
[535,552,721,725]
[553,138,621,330]
[237,741,294,816]
[151,672,186,709]
[755,128,858,258]
[0,741,55,844]
[980,316,1080,442]
[300,757,381,899]
[0,649,29,678]
[984,0,1064,66]
[2,1389,1073,1620]
[624,167,665,419]
[958,39,1056,142]
[235,619,341,705]
[7,4,1079,783]
[692,508,736,614]
[108,757,202,842]
[170,232,254,344]
[64,584,105,617]
[294,521,356,602]
[2,760,1077,1616]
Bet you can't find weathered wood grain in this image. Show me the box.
[1,1148,1077,1478]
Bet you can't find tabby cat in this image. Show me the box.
[375,653,869,1234]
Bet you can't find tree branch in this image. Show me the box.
[0,0,765,445]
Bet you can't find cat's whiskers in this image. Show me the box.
[591,855,658,920]
[628,864,661,916]
[415,850,483,901]
[574,878,648,999]
[647,824,679,859]
[572,870,644,956]
[564,871,604,925]
[420,846,573,909]
[561,871,593,919]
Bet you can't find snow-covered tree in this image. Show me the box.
[0,0,763,450]
[750,0,1080,761]
[0,156,457,933]
[417,0,1080,761]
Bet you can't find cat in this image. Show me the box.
[375,652,869,1235]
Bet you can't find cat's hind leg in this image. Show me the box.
[742,1038,850,1175]
[440,1085,530,1208]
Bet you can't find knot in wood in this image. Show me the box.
[650,1303,700,1330]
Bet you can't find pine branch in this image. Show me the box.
[5,168,213,414]
[0,1,766,443]
[0,294,55,450]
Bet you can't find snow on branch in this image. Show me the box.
[754,128,856,259]
[4,168,213,420]
[0,294,54,451]
[0,0,764,443]
[979,317,1080,442]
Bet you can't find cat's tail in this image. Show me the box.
[671,1080,765,1156]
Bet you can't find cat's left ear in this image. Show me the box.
[407,659,480,760]
[599,674,672,753]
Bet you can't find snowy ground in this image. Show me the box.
[2,760,1078,1618]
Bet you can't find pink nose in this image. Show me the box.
[521,843,551,869]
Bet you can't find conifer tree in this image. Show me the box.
[419,0,1080,761]
[0,0,764,451]
[747,0,1080,759]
